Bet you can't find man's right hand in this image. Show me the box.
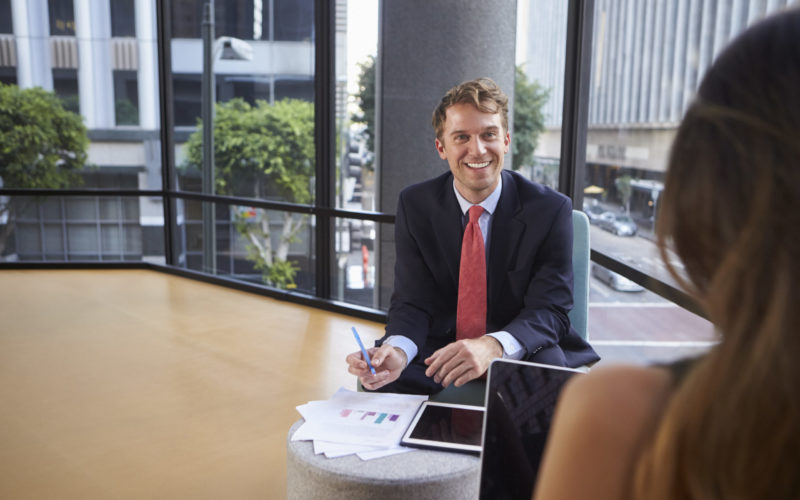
[346,344,407,391]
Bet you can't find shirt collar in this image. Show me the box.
[453,172,503,216]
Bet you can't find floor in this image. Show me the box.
[0,269,384,499]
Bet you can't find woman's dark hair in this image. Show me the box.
[635,8,800,499]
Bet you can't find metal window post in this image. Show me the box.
[201,0,216,274]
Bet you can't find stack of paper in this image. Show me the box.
[292,387,428,460]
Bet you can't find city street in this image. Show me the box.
[587,222,714,365]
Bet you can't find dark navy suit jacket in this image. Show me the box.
[377,170,599,394]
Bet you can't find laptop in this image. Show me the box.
[478,359,584,499]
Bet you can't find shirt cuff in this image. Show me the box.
[383,335,418,367]
[487,331,525,360]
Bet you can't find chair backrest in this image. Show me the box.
[568,210,590,340]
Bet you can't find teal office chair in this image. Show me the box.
[361,210,591,406]
[568,210,590,341]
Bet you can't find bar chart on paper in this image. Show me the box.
[340,409,401,426]
[294,388,428,448]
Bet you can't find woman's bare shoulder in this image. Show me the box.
[533,364,674,500]
[564,364,673,418]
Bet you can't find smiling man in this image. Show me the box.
[347,78,599,395]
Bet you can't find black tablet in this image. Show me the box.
[400,401,485,455]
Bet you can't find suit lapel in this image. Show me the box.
[430,177,463,289]
[488,172,526,310]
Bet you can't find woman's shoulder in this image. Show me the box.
[533,364,675,499]
[561,364,674,431]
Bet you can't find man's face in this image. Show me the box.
[435,102,510,204]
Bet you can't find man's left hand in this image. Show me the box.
[423,336,503,388]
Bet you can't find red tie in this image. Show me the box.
[456,205,486,340]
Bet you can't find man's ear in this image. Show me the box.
[435,138,447,160]
[504,131,510,154]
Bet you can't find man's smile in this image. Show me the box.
[465,161,491,169]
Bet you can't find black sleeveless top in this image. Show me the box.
[661,356,702,388]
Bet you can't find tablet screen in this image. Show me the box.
[401,401,484,455]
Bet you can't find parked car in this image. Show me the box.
[591,263,644,292]
[597,212,638,236]
[583,204,606,225]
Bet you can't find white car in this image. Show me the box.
[591,263,644,292]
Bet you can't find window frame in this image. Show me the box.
[0,0,702,324]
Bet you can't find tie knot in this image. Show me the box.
[468,205,484,223]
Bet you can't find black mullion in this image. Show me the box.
[559,0,594,210]
[314,0,336,300]
[156,0,177,266]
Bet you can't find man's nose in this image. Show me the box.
[469,138,487,155]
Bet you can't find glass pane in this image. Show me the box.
[337,0,378,212]
[274,0,313,41]
[101,224,122,252]
[4,1,164,199]
[172,2,316,203]
[99,198,121,220]
[65,198,95,220]
[113,70,140,126]
[49,0,75,36]
[174,198,315,294]
[0,195,164,263]
[43,224,64,254]
[52,69,79,114]
[0,0,12,34]
[574,0,790,365]
[515,0,569,189]
[332,217,377,308]
[67,224,98,253]
[110,0,136,37]
[0,67,16,86]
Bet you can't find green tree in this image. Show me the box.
[182,98,315,288]
[352,55,375,165]
[615,174,633,214]
[512,66,549,171]
[0,84,88,257]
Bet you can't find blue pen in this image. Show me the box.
[351,327,377,375]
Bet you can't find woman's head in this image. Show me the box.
[658,8,800,332]
[637,10,800,498]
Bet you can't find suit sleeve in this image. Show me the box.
[502,197,575,358]
[381,192,445,356]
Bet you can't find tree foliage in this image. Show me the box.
[182,98,315,288]
[0,84,88,257]
[512,66,549,171]
[352,55,376,159]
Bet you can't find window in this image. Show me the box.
[0,68,16,86]
[274,0,313,41]
[0,0,12,33]
[274,76,313,102]
[515,0,568,190]
[49,0,75,36]
[9,172,162,262]
[172,0,262,40]
[111,0,136,37]
[52,68,79,113]
[114,70,140,126]
[172,73,202,127]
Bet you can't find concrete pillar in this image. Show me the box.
[136,0,159,130]
[376,0,517,308]
[11,0,52,89]
[75,0,114,128]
